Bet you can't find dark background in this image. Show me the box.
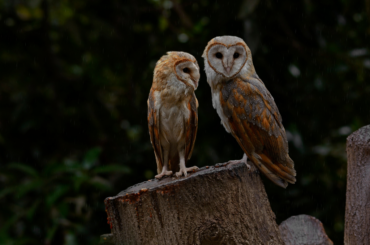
[1,0,369,244]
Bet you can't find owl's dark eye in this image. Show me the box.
[233,52,240,59]
[215,52,223,59]
[183,68,190,73]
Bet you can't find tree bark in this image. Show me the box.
[344,125,370,244]
[279,214,333,245]
[104,162,284,245]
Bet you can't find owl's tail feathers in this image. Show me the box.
[276,155,296,177]
[253,153,296,188]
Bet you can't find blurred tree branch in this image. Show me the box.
[172,0,193,28]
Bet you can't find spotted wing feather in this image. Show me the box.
[220,76,296,188]
[147,89,163,174]
[185,94,198,161]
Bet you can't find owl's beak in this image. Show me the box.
[190,74,199,89]
[224,56,234,75]
[190,67,200,89]
[191,79,198,89]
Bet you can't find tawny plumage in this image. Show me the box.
[148,51,199,179]
[202,36,296,188]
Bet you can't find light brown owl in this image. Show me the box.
[202,36,296,188]
[148,52,200,179]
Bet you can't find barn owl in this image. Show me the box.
[148,52,199,179]
[202,36,296,188]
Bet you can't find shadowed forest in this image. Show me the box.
[1,0,370,244]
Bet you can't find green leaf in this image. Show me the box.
[82,147,101,170]
[158,16,168,31]
[46,186,69,207]
[49,164,81,175]
[57,202,70,217]
[89,176,111,190]
[8,163,38,177]
[16,180,43,198]
[73,175,89,191]
[45,223,59,243]
[26,200,40,220]
[0,187,15,199]
[0,211,23,233]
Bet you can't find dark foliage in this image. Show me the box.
[0,0,369,244]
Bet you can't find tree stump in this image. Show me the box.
[104,162,284,245]
[344,125,370,244]
[279,214,333,245]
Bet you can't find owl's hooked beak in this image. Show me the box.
[223,56,234,76]
[190,72,200,89]
[190,65,200,89]
[191,79,198,89]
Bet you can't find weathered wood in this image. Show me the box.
[105,162,284,245]
[344,125,370,245]
[279,215,333,245]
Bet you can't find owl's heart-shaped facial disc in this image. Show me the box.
[207,44,247,78]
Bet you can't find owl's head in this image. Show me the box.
[202,36,254,81]
[154,51,200,90]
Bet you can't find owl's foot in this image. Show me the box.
[225,154,251,170]
[175,166,199,178]
[155,170,173,179]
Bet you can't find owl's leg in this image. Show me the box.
[155,146,173,179]
[223,153,251,170]
[175,147,198,177]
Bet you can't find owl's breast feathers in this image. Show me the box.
[219,75,296,188]
[148,88,198,173]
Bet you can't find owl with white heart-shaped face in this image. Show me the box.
[203,36,296,188]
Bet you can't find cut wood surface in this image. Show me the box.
[105,162,284,245]
[279,214,333,245]
[344,125,370,245]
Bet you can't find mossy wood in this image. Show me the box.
[104,162,284,245]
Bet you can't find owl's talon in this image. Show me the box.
[224,154,249,169]
[226,160,242,168]
[155,170,173,179]
[175,166,199,178]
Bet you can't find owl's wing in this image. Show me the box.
[220,76,296,188]
[147,89,163,174]
[185,94,198,161]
